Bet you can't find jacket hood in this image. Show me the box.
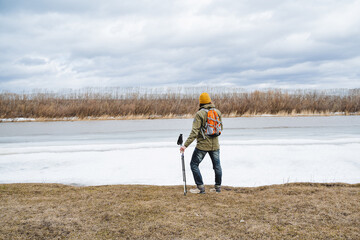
[199,103,215,110]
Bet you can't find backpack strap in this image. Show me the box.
[201,108,209,125]
[200,109,209,139]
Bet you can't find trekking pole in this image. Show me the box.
[177,134,187,196]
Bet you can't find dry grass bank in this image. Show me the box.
[1,183,359,239]
[1,88,359,120]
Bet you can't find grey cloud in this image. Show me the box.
[0,0,181,17]
[0,0,360,91]
[17,57,47,66]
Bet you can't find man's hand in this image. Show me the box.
[180,146,186,153]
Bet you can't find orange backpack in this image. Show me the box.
[202,108,222,137]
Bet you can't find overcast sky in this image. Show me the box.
[0,0,360,92]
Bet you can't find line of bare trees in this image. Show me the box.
[1,88,359,119]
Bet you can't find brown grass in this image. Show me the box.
[1,88,360,120]
[1,183,359,239]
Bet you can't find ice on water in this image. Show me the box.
[0,116,359,187]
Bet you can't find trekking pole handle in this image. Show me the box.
[177,134,183,146]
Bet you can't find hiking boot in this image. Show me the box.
[210,185,221,193]
[190,185,205,194]
[198,185,205,194]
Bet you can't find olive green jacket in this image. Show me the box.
[184,103,223,151]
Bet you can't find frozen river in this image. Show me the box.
[0,116,360,187]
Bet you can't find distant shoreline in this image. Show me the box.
[2,88,360,122]
[1,112,359,123]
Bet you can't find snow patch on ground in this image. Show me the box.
[1,116,359,187]
[1,118,36,122]
[1,140,359,187]
[1,112,359,122]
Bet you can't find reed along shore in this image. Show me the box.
[1,88,359,120]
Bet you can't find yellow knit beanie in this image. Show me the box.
[199,92,211,104]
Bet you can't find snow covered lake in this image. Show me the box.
[1,116,359,187]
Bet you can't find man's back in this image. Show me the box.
[184,103,223,151]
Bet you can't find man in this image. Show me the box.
[180,92,223,194]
